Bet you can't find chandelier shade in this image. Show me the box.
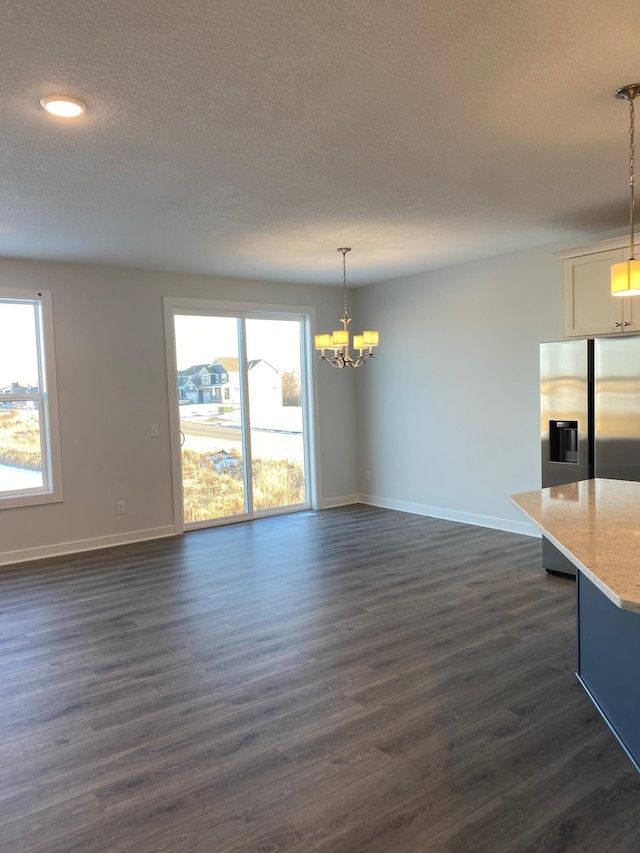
[314,248,380,369]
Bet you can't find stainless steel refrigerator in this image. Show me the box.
[540,336,640,575]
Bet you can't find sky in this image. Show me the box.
[174,315,302,373]
[0,304,304,391]
[0,301,39,388]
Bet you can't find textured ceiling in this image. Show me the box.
[0,0,639,285]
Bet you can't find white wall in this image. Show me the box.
[354,245,564,534]
[0,258,359,564]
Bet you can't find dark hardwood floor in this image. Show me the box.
[1,505,639,852]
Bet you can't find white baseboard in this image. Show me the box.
[0,497,539,569]
[358,494,540,538]
[320,494,360,509]
[0,525,177,568]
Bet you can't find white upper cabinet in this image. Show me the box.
[560,240,640,338]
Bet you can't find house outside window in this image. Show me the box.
[0,290,63,508]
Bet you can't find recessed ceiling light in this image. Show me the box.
[40,96,86,118]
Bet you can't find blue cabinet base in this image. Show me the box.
[577,572,640,772]
[576,673,640,773]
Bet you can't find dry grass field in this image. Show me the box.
[182,447,305,521]
[0,410,304,517]
[0,408,41,470]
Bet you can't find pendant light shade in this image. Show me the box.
[611,259,640,296]
[612,84,640,297]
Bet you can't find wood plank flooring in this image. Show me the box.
[0,505,639,852]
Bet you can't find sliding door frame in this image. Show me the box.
[163,296,319,533]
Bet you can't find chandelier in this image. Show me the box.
[314,248,379,368]
[612,84,640,296]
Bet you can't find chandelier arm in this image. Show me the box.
[319,351,374,369]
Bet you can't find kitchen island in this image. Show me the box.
[511,478,640,772]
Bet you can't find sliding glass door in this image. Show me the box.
[246,318,307,512]
[170,306,312,527]
[174,314,245,522]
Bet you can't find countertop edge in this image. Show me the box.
[508,494,636,612]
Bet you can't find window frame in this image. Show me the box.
[0,289,63,509]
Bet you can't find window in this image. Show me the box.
[0,290,63,508]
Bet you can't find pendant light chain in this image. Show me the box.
[630,95,636,260]
[611,83,640,297]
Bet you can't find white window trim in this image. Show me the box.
[0,289,63,509]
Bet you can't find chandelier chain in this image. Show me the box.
[340,247,350,320]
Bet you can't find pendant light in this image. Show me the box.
[314,248,379,369]
[612,84,640,297]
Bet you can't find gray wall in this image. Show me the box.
[1,242,567,564]
[354,245,564,533]
[0,258,359,564]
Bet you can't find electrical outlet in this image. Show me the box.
[365,470,371,481]
[150,424,159,437]
[116,501,125,515]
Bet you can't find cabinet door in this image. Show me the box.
[564,249,624,338]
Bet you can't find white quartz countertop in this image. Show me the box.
[511,478,640,613]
